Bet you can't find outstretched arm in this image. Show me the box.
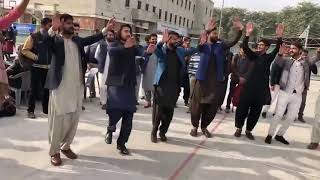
[0,0,30,29]
[223,17,244,49]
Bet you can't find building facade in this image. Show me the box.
[4,0,215,36]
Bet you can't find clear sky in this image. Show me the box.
[213,0,320,12]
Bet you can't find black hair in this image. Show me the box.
[239,43,243,49]
[258,39,270,47]
[41,18,52,26]
[60,14,74,22]
[183,36,191,41]
[303,49,309,54]
[117,24,132,40]
[73,22,80,28]
[168,31,180,37]
[149,33,158,38]
[291,41,303,50]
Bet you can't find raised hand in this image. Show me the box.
[278,44,286,55]
[199,32,207,45]
[232,17,244,31]
[276,23,285,38]
[124,36,136,48]
[206,17,216,31]
[246,22,254,36]
[106,17,116,31]
[52,14,61,31]
[146,44,156,54]
[316,48,320,54]
[161,29,169,43]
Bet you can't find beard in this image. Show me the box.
[63,28,74,35]
[210,37,218,43]
[106,37,114,42]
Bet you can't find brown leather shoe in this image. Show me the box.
[61,149,78,159]
[51,153,62,166]
[307,143,319,150]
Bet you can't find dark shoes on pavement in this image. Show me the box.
[28,112,36,119]
[307,143,319,150]
[159,133,168,142]
[190,128,198,137]
[105,132,112,144]
[262,112,267,119]
[101,104,107,110]
[201,128,212,138]
[275,135,290,145]
[151,130,157,143]
[245,131,255,140]
[234,129,242,137]
[61,149,78,159]
[297,117,306,123]
[265,135,272,144]
[51,153,62,166]
[117,144,130,155]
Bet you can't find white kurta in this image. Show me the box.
[51,39,83,115]
[48,38,84,156]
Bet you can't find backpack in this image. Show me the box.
[0,97,16,117]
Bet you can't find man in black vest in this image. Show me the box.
[22,18,52,119]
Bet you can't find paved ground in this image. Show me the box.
[1,81,320,180]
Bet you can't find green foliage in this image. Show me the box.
[214,2,320,40]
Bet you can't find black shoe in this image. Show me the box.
[105,132,112,144]
[265,135,272,144]
[82,106,86,111]
[202,128,212,138]
[43,110,48,115]
[234,129,242,137]
[151,131,157,143]
[262,112,267,118]
[101,104,107,110]
[225,107,230,113]
[117,144,130,155]
[245,131,255,140]
[28,112,36,119]
[275,135,290,145]
[298,117,306,123]
[184,102,189,106]
[159,133,167,142]
[190,128,198,137]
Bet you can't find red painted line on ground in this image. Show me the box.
[168,115,227,180]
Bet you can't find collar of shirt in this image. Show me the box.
[290,56,303,62]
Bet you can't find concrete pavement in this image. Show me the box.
[1,81,320,180]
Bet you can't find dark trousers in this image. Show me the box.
[152,103,175,135]
[28,67,49,113]
[235,95,263,131]
[217,81,228,107]
[298,89,307,119]
[191,102,219,129]
[107,110,133,146]
[182,75,190,104]
[226,80,238,109]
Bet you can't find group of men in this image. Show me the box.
[15,14,320,167]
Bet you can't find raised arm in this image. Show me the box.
[0,0,29,29]
[269,24,284,60]
[80,32,104,47]
[223,17,244,49]
[242,22,256,61]
[21,35,37,61]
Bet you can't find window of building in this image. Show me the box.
[153,6,156,13]
[137,1,141,9]
[170,13,173,22]
[174,15,177,24]
[159,9,162,19]
[189,1,191,10]
[210,9,212,16]
[191,21,194,29]
[179,16,182,26]
[176,0,178,5]
[193,4,195,13]
[145,3,149,11]
[165,11,168,21]
[125,0,130,7]
[183,17,185,26]
[181,0,183,7]
[185,0,187,9]
[187,19,189,28]
[172,0,174,2]
[206,7,208,14]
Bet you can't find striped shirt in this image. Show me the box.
[188,53,200,75]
